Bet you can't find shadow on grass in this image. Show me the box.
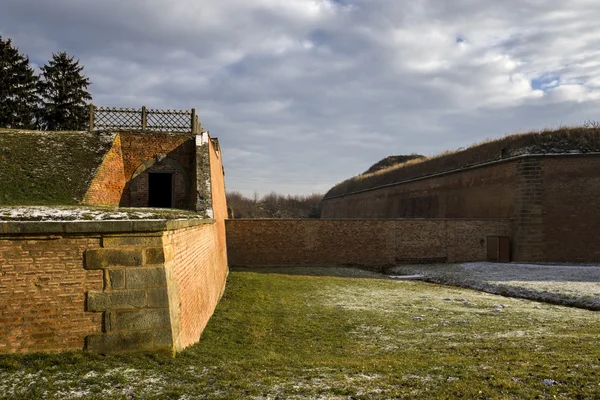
[230,266,390,279]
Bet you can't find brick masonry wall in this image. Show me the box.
[226,219,511,267]
[321,161,518,219]
[82,132,196,208]
[321,154,600,262]
[83,134,127,207]
[0,236,103,353]
[120,133,196,208]
[1,219,229,355]
[166,223,228,350]
[209,139,228,267]
[512,158,544,261]
[541,156,600,262]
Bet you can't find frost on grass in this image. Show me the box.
[0,206,205,221]
[0,366,212,399]
[388,262,600,310]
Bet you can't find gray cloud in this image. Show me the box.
[2,0,600,196]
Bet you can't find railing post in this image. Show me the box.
[89,104,95,132]
[141,106,147,131]
[191,108,197,134]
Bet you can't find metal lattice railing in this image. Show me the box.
[89,105,202,134]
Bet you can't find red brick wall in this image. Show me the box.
[209,139,228,268]
[166,139,228,350]
[541,156,600,261]
[83,134,126,206]
[322,154,600,262]
[167,223,228,350]
[322,161,518,219]
[0,236,103,353]
[226,219,511,267]
[120,133,195,208]
[82,132,196,208]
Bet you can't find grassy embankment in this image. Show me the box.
[0,268,598,399]
[326,125,600,198]
[0,129,114,205]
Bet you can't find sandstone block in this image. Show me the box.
[153,329,173,348]
[117,309,171,331]
[85,249,143,269]
[103,235,163,247]
[148,288,169,308]
[108,269,125,290]
[86,331,154,354]
[126,267,167,288]
[87,290,146,311]
[144,247,165,265]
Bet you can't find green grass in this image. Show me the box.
[0,129,115,205]
[1,268,599,399]
[325,126,600,198]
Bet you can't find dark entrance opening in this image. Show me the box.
[148,173,173,208]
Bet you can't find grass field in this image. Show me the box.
[0,268,598,399]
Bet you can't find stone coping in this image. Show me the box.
[0,218,214,235]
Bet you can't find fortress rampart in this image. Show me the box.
[0,128,229,354]
[322,128,600,262]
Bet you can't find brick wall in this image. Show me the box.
[208,138,228,268]
[83,134,126,206]
[321,154,600,262]
[321,161,517,219]
[541,156,600,262]
[226,219,511,267]
[120,133,195,208]
[82,132,196,208]
[0,219,229,354]
[0,236,103,353]
[166,223,228,350]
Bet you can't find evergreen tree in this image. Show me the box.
[0,36,39,129]
[38,51,92,130]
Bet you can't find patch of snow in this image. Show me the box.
[0,206,204,222]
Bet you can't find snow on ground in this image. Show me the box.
[0,206,204,221]
[388,262,600,310]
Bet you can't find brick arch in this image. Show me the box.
[129,154,190,208]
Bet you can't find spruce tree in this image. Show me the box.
[38,51,92,130]
[0,36,39,129]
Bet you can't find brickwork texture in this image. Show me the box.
[321,154,600,262]
[226,219,511,267]
[83,132,196,209]
[0,236,103,353]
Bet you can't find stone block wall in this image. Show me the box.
[84,234,174,353]
[0,219,228,354]
[226,219,511,268]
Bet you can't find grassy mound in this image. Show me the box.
[325,126,600,198]
[0,129,115,205]
[362,154,425,175]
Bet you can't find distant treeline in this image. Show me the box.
[227,191,323,219]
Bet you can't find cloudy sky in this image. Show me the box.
[2,0,600,197]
